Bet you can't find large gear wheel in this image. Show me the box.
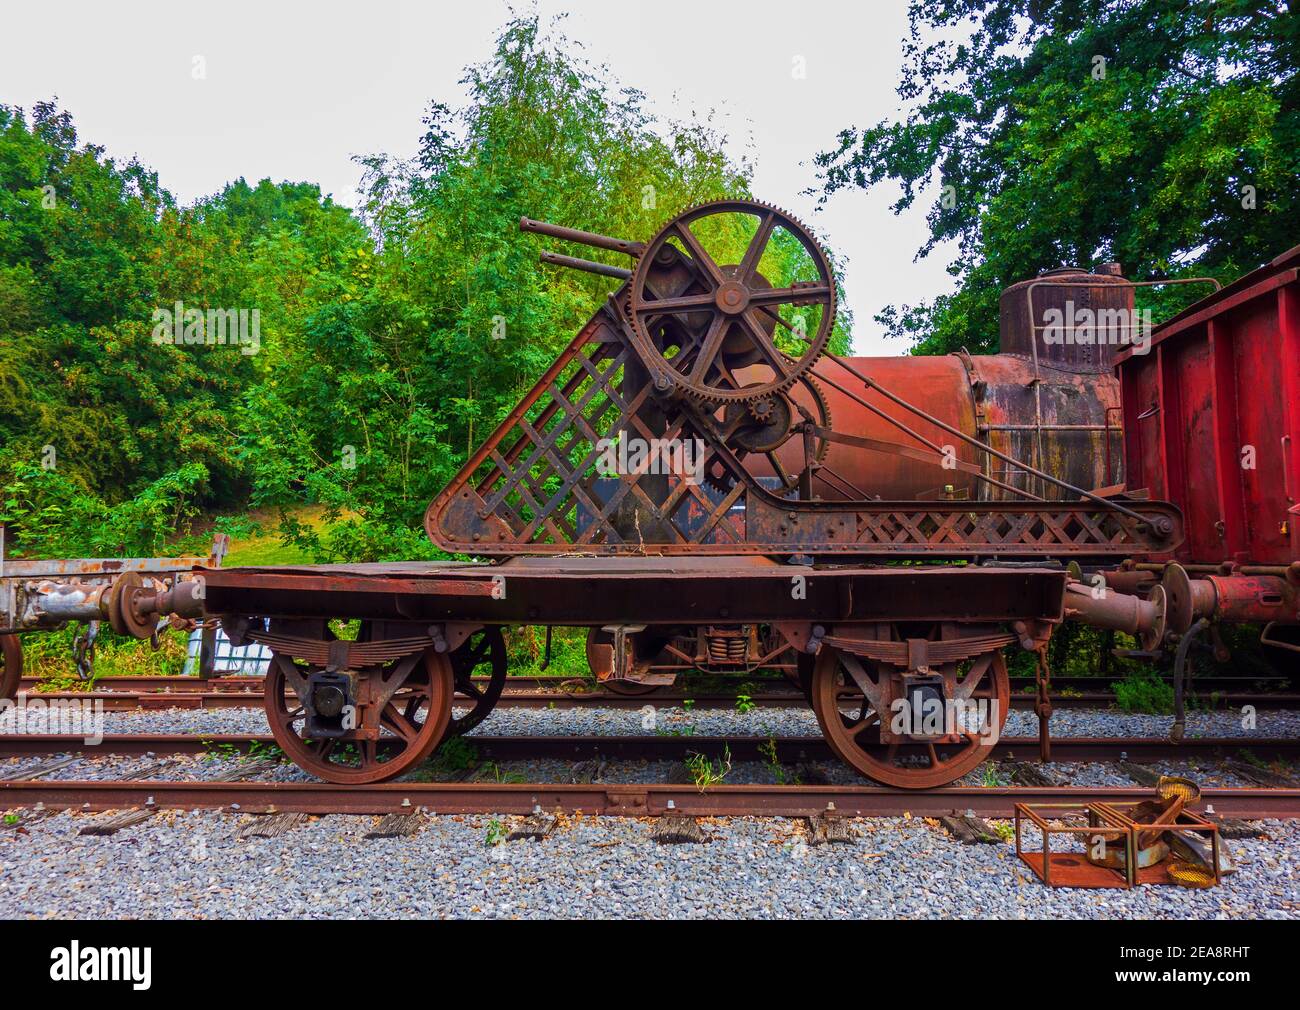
[625,200,836,405]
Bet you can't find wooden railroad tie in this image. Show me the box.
[1223,758,1299,788]
[123,760,173,780]
[939,813,1004,845]
[508,810,557,842]
[1002,760,1064,787]
[1203,813,1267,840]
[795,762,832,786]
[807,810,854,845]
[365,812,424,839]
[79,808,154,836]
[211,758,281,783]
[0,756,79,783]
[241,812,309,839]
[1117,761,1163,787]
[569,758,607,784]
[651,814,708,844]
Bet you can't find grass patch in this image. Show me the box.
[23,624,191,684]
[1114,673,1175,714]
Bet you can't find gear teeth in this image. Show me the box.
[624,199,837,407]
[701,373,833,494]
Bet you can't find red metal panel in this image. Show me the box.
[1280,284,1300,560]
[1207,319,1247,560]
[1229,295,1291,561]
[1117,246,1300,565]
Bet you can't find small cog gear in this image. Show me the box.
[703,373,833,494]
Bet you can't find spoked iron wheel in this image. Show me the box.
[0,634,22,702]
[446,627,507,739]
[264,628,453,784]
[811,632,1010,789]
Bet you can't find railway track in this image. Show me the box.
[15,674,1300,712]
[1,777,1296,819]
[2,732,1297,764]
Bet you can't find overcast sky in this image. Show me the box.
[0,0,960,355]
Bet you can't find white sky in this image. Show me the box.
[0,0,959,355]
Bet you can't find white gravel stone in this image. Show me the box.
[3,700,1295,741]
[0,808,1294,919]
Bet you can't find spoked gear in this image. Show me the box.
[445,627,507,739]
[625,199,836,405]
[703,373,833,493]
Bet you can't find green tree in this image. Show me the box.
[237,13,847,561]
[816,0,1298,354]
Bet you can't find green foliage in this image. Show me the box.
[684,744,732,791]
[817,1,1298,354]
[1114,672,1175,714]
[3,15,842,562]
[1,460,208,558]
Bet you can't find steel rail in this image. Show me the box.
[2,733,1297,763]
[11,688,1300,712]
[2,778,1296,819]
[17,673,1294,695]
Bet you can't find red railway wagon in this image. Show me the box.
[1117,243,1300,570]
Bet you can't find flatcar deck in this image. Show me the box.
[194,557,1069,626]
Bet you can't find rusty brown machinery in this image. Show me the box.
[34,199,1300,795]
[37,199,1192,788]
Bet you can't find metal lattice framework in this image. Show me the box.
[425,311,1181,558]
[425,201,1184,559]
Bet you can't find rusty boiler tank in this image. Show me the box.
[752,265,1130,501]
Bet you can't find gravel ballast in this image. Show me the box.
[2,699,1295,741]
[0,807,1295,920]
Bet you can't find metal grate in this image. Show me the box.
[184,621,270,676]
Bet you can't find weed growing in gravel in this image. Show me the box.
[245,740,283,762]
[431,736,478,772]
[485,818,506,846]
[759,736,788,784]
[483,761,526,784]
[685,745,731,791]
[200,740,244,762]
[980,763,1007,787]
[1114,673,1175,714]
[992,821,1014,842]
[735,694,755,715]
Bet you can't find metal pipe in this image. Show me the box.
[18,581,110,628]
[520,217,645,257]
[1063,582,1161,636]
[540,251,632,280]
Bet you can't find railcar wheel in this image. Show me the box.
[264,635,453,784]
[446,627,507,739]
[0,634,22,702]
[811,636,1009,789]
